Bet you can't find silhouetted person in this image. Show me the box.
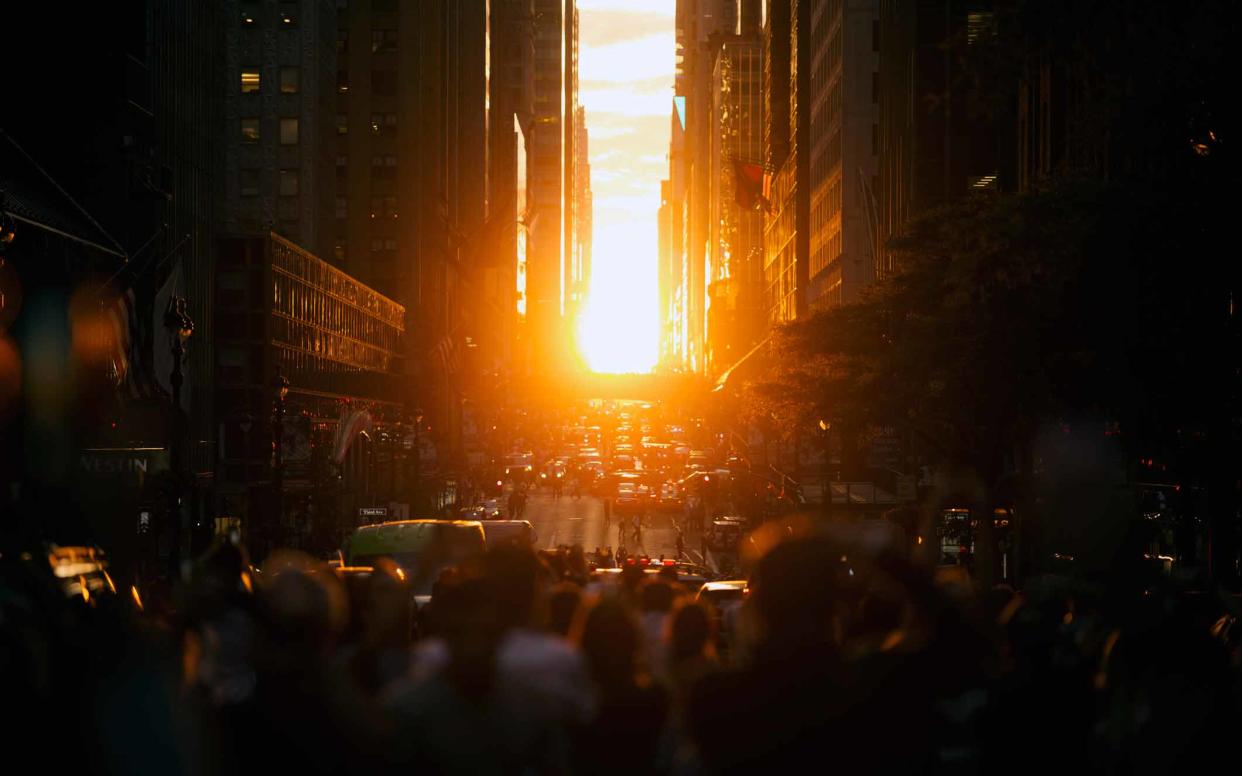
[573,599,669,774]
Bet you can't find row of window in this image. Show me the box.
[237,168,300,197]
[337,69,398,95]
[239,117,300,145]
[334,197,399,219]
[271,238,404,325]
[241,68,300,94]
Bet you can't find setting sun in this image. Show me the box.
[576,222,660,373]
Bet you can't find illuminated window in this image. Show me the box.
[280,118,299,145]
[280,67,300,94]
[241,118,260,143]
[241,69,260,93]
[967,11,995,44]
[279,169,299,197]
[336,115,348,135]
[240,169,259,197]
[334,240,347,262]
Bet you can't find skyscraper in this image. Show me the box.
[805,0,880,309]
[223,0,336,259]
[529,0,579,372]
[707,24,765,376]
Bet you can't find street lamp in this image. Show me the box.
[271,367,290,548]
[163,296,194,579]
[410,407,424,514]
[818,419,832,518]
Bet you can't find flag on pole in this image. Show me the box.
[733,160,765,210]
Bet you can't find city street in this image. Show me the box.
[521,489,708,567]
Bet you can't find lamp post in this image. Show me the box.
[409,407,424,515]
[271,367,290,549]
[818,419,832,519]
[237,412,253,543]
[163,297,194,579]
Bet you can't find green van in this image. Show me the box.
[343,520,486,596]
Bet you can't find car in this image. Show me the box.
[615,481,641,514]
[481,520,538,549]
[344,520,486,597]
[503,452,535,482]
[706,518,745,553]
[658,481,684,511]
[696,579,749,607]
[45,544,123,607]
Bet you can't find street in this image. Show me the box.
[521,488,709,568]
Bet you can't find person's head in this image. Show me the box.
[547,581,582,637]
[484,544,548,630]
[256,551,348,661]
[437,577,502,702]
[669,601,715,663]
[641,579,677,614]
[360,558,414,648]
[751,537,840,647]
[578,598,642,690]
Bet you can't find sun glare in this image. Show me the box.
[576,224,660,373]
[575,1,674,375]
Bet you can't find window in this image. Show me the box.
[384,238,397,251]
[872,71,879,103]
[335,197,347,219]
[370,238,384,253]
[872,19,880,52]
[241,69,260,93]
[279,3,297,27]
[336,30,349,54]
[241,118,260,143]
[371,113,398,134]
[334,241,347,262]
[872,123,879,155]
[280,118,299,145]
[372,29,398,53]
[372,69,397,96]
[280,67,300,94]
[240,169,260,197]
[336,115,348,134]
[279,169,299,197]
[337,70,349,93]
[240,9,257,27]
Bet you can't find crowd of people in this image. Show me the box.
[3,531,1241,774]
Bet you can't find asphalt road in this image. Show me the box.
[519,488,710,567]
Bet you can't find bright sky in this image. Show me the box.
[574,0,675,374]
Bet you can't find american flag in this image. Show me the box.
[433,328,462,379]
[102,284,167,400]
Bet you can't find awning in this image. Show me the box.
[712,336,772,394]
[0,129,127,261]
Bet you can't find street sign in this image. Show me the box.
[359,506,389,518]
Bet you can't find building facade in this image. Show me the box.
[707,33,765,375]
[215,234,405,554]
[222,0,336,259]
[805,0,880,309]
